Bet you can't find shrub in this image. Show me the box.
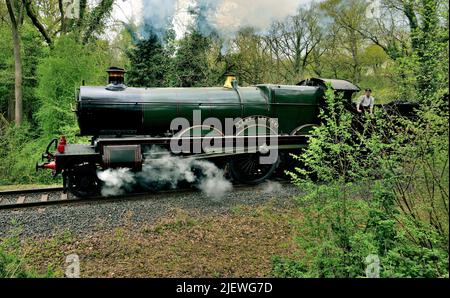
[274,84,449,278]
[36,35,110,136]
[0,123,55,185]
[0,35,107,185]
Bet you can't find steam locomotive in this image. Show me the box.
[37,67,364,197]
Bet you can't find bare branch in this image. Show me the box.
[24,0,52,46]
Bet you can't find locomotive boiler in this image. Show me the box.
[77,68,331,137]
[37,67,361,197]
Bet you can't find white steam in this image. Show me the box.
[138,0,311,40]
[97,147,232,200]
[194,160,233,202]
[260,181,283,194]
[142,0,178,39]
[97,168,136,197]
[197,0,308,39]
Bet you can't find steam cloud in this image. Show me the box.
[260,181,283,194]
[195,0,307,39]
[139,0,310,41]
[97,147,233,201]
[142,0,178,39]
[97,168,136,197]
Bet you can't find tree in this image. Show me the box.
[126,29,172,88]
[0,5,14,121]
[220,27,271,85]
[23,0,115,46]
[265,5,324,83]
[80,0,114,44]
[1,0,116,127]
[340,0,449,100]
[171,30,214,87]
[5,0,23,125]
[23,0,52,45]
[320,0,368,84]
[312,20,353,80]
[36,36,110,135]
[411,0,448,101]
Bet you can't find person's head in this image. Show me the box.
[365,88,372,97]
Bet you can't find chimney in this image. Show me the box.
[106,66,126,91]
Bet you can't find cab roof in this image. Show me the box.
[297,78,360,92]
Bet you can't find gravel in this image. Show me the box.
[0,182,301,238]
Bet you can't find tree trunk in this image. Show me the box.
[6,0,23,126]
[8,90,14,122]
[12,28,23,126]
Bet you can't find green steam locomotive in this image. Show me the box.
[37,67,361,197]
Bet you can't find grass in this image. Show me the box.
[4,204,303,278]
[0,184,60,191]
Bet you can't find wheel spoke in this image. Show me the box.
[230,153,279,185]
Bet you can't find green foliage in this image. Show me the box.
[391,0,449,102]
[0,23,13,117]
[80,0,114,45]
[36,35,110,136]
[281,180,378,278]
[0,34,107,185]
[126,28,223,88]
[21,25,47,125]
[412,0,448,102]
[170,30,215,87]
[226,27,273,85]
[366,182,398,255]
[0,23,46,122]
[275,84,449,278]
[382,235,449,278]
[0,123,57,184]
[289,86,367,182]
[271,256,307,278]
[126,31,174,88]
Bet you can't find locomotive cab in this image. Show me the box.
[297,78,361,106]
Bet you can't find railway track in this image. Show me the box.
[0,187,64,196]
[0,187,76,210]
[0,181,289,210]
[0,188,201,210]
[0,187,196,210]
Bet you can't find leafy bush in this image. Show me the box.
[382,236,448,278]
[272,256,308,278]
[274,85,449,278]
[36,35,110,136]
[0,123,55,185]
[0,35,108,185]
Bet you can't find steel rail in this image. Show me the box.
[0,181,289,211]
[0,187,64,196]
